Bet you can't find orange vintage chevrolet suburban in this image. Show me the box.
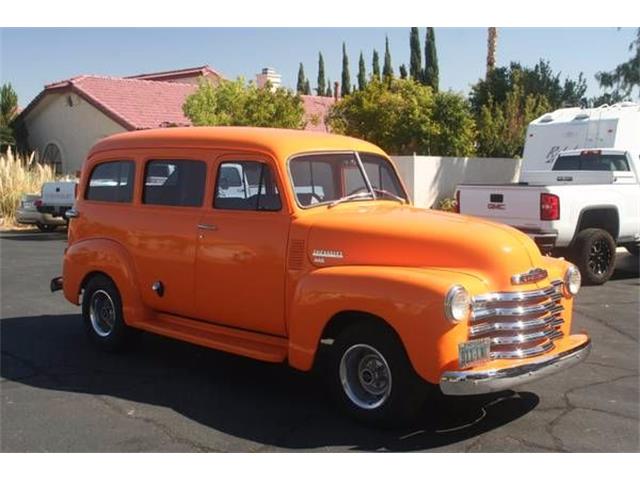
[52,127,591,425]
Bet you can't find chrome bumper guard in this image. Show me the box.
[439,336,591,395]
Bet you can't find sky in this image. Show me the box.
[1,27,637,108]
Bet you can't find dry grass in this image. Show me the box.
[0,147,57,228]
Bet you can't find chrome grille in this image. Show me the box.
[470,280,564,360]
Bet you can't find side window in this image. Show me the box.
[214,161,281,211]
[143,160,206,207]
[85,161,135,203]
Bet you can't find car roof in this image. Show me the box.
[88,126,387,163]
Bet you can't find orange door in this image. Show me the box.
[194,154,290,336]
[127,150,211,318]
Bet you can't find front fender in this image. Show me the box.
[287,265,486,384]
[63,238,148,326]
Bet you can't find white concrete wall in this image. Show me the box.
[391,155,523,208]
[24,92,126,174]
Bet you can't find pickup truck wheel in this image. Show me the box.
[36,223,57,232]
[82,275,135,352]
[570,228,616,285]
[328,323,429,427]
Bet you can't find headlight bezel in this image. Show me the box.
[563,264,581,297]
[444,284,471,323]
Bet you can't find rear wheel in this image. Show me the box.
[569,228,616,285]
[82,275,136,351]
[36,223,58,232]
[327,321,430,427]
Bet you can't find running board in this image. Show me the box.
[134,313,288,363]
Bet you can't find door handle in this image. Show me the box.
[197,223,217,231]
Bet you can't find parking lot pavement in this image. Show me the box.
[1,229,638,452]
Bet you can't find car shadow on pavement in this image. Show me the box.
[0,230,68,242]
[1,314,539,452]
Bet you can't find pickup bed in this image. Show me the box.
[458,149,640,284]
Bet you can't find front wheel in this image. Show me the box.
[569,228,616,285]
[328,322,430,427]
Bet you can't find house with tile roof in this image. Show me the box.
[16,65,335,174]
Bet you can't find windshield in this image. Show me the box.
[289,152,407,208]
[553,153,630,172]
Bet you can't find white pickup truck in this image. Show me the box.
[36,180,77,221]
[457,103,640,285]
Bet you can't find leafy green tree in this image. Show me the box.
[409,27,422,81]
[317,52,326,97]
[326,79,333,97]
[372,49,381,81]
[183,78,305,129]
[304,79,311,95]
[341,42,351,97]
[328,78,475,156]
[399,64,408,79]
[358,52,367,91]
[476,71,551,157]
[0,83,18,150]
[383,36,393,81]
[596,28,640,99]
[424,27,439,91]
[296,63,307,94]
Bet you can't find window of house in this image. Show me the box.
[214,161,281,211]
[85,161,135,203]
[143,159,206,207]
[41,143,63,174]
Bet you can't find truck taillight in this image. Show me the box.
[34,199,42,208]
[454,190,460,213]
[540,193,560,221]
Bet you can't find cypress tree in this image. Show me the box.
[304,79,311,95]
[409,27,422,81]
[296,63,306,94]
[399,64,408,79]
[317,52,326,96]
[341,42,351,97]
[357,51,367,90]
[383,36,393,81]
[326,78,333,97]
[372,49,381,81]
[424,27,440,91]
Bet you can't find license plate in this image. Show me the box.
[459,338,491,369]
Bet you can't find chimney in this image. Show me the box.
[334,81,339,101]
[256,67,282,91]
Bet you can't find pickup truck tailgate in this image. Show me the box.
[458,184,544,225]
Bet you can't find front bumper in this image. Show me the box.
[439,334,591,395]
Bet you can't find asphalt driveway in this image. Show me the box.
[1,229,638,452]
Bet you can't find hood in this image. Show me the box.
[304,202,545,291]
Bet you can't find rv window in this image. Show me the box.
[85,161,135,203]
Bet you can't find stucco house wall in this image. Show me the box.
[23,92,126,174]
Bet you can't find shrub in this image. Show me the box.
[434,196,458,212]
[0,147,56,227]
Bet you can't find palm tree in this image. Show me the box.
[486,27,498,79]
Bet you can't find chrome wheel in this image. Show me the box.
[339,344,392,410]
[89,289,116,337]
[588,238,613,276]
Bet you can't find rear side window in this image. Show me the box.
[85,161,135,203]
[214,161,281,211]
[143,159,206,207]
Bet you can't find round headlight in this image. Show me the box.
[564,264,581,297]
[445,285,471,323]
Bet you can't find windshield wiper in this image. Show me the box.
[371,188,407,204]
[328,191,374,208]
